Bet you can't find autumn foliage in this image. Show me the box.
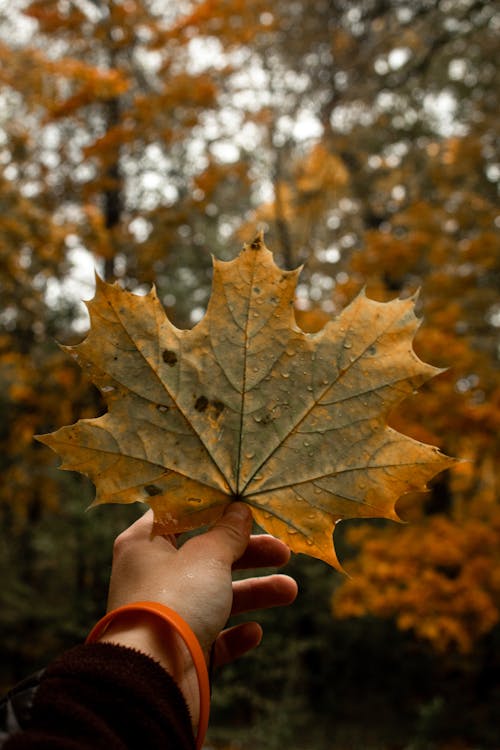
[1,0,499,747]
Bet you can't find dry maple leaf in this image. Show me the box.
[38,235,455,568]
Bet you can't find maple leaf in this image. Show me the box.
[38,235,455,568]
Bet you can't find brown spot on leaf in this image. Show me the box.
[250,237,262,250]
[195,395,209,412]
[145,484,162,496]
[212,400,225,418]
[162,349,178,366]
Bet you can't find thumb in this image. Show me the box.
[201,502,253,565]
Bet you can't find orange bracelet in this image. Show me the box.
[86,601,210,750]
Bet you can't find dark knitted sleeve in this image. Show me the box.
[3,643,196,750]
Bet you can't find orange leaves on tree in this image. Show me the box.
[38,236,454,568]
[332,514,500,653]
[46,61,130,119]
[296,144,349,197]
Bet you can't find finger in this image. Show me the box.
[159,533,178,548]
[126,508,156,538]
[115,509,178,552]
[190,502,252,566]
[113,509,156,548]
[212,622,263,668]
[231,574,298,616]
[233,534,291,570]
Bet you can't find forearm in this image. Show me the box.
[96,611,201,725]
[3,643,195,750]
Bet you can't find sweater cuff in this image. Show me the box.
[8,642,196,750]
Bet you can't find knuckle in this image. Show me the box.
[113,528,134,556]
[217,522,246,548]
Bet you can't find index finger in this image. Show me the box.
[121,509,178,548]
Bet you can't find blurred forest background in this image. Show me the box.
[0,0,499,748]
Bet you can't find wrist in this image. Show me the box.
[94,611,200,723]
[87,602,210,749]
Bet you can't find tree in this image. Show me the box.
[331,130,500,655]
[1,0,499,746]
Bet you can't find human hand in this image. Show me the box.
[97,503,297,720]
